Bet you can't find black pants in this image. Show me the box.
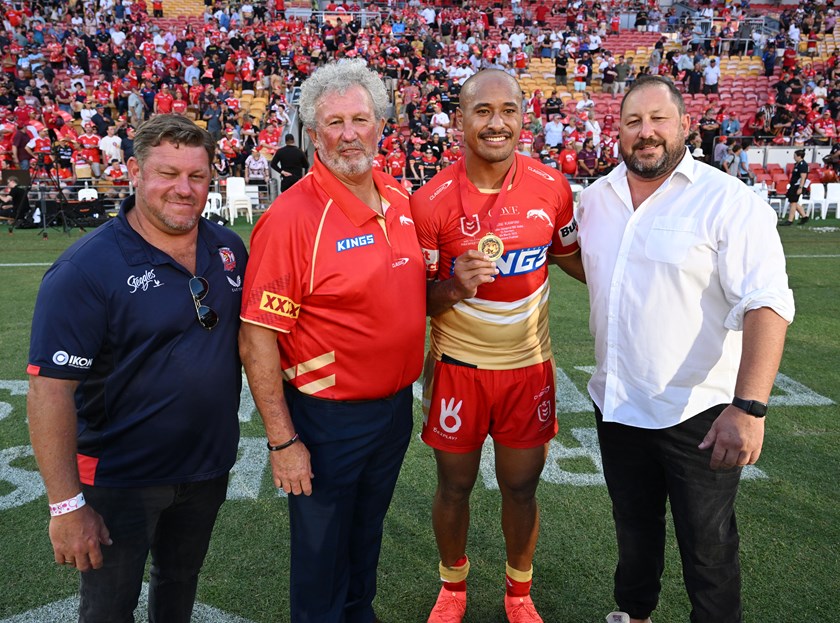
[285,384,413,623]
[596,405,743,623]
[79,475,229,623]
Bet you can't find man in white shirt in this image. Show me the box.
[577,75,794,623]
[430,104,450,137]
[702,57,720,94]
[509,27,526,50]
[543,114,565,148]
[497,40,511,65]
[99,125,123,165]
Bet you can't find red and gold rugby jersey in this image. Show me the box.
[411,154,579,369]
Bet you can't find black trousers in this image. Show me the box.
[79,475,229,623]
[595,405,743,623]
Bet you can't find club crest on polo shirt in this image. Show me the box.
[218,247,237,272]
[336,233,375,253]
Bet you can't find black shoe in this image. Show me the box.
[799,216,810,224]
[779,220,793,226]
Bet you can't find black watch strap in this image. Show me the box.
[732,396,768,418]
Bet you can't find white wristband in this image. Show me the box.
[49,492,86,517]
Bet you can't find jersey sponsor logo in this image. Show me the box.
[495,245,549,276]
[51,350,93,369]
[527,165,555,182]
[527,208,552,226]
[259,291,300,319]
[399,214,414,226]
[460,214,480,237]
[438,397,463,434]
[558,217,579,246]
[227,275,242,288]
[391,257,410,268]
[428,179,453,201]
[126,269,163,293]
[218,247,237,272]
[422,248,440,273]
[336,233,375,252]
[499,205,520,215]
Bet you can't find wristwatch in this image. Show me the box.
[732,396,768,418]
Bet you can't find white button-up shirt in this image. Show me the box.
[578,149,795,429]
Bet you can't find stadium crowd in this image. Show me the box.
[0,0,839,222]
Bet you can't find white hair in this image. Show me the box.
[298,59,389,130]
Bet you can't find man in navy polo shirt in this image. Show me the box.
[27,114,246,623]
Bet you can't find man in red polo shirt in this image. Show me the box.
[239,59,426,623]
[77,123,102,177]
[154,85,174,115]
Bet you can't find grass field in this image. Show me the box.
[1,217,839,623]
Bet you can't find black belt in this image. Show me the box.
[440,353,478,369]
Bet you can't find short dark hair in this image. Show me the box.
[285,133,295,143]
[794,149,806,158]
[620,75,686,117]
[133,114,215,170]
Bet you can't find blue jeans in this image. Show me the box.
[595,405,743,623]
[285,384,413,623]
[78,475,229,623]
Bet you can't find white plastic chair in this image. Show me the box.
[825,182,840,219]
[203,192,224,220]
[801,183,826,219]
[78,187,99,202]
[225,176,253,225]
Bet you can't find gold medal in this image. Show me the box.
[478,233,505,261]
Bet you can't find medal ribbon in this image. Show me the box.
[456,154,518,236]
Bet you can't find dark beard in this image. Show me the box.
[622,139,686,180]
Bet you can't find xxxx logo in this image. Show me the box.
[259,291,301,319]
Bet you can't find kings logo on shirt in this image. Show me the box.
[495,244,550,276]
[336,233,375,253]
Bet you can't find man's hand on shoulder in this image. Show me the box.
[49,505,112,572]
[698,405,765,470]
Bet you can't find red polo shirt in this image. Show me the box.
[241,154,426,401]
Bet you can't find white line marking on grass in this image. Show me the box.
[0,263,52,267]
[0,445,43,510]
[0,583,258,623]
[772,373,835,407]
[478,430,766,489]
[785,254,840,258]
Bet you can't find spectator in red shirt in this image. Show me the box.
[559,139,578,180]
[154,85,174,114]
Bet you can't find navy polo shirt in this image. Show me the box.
[27,197,247,487]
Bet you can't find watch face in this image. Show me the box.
[751,401,768,417]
